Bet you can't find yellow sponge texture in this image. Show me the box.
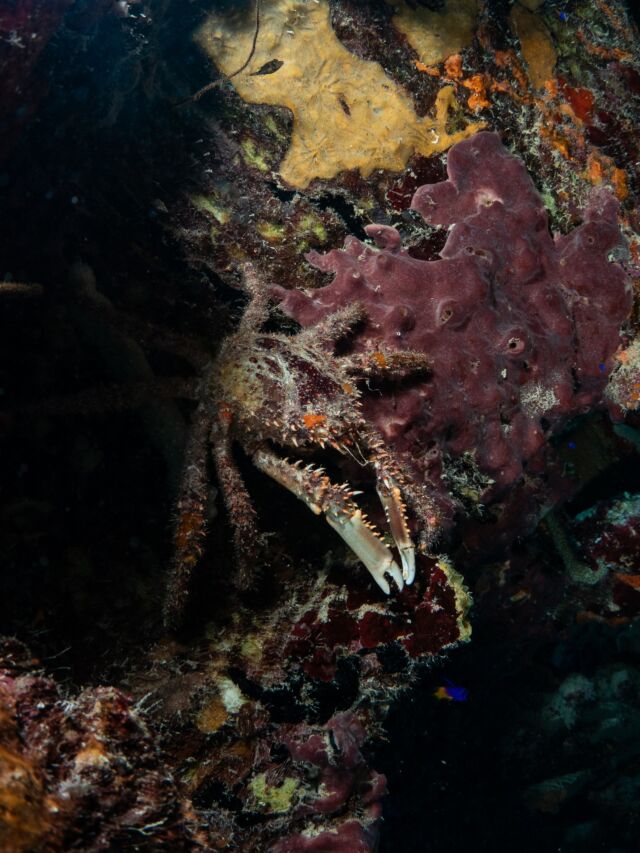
[197,0,484,188]
[387,0,479,67]
[510,4,557,90]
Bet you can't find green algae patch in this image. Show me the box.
[264,113,288,141]
[249,773,300,813]
[292,210,330,251]
[240,138,271,173]
[240,633,262,660]
[257,221,287,243]
[540,191,557,218]
[297,212,327,243]
[437,556,472,644]
[191,194,230,225]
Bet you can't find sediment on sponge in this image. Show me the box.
[275,132,632,538]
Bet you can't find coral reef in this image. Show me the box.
[570,491,640,622]
[0,638,200,851]
[277,131,633,546]
[1,2,640,851]
[132,547,470,850]
[267,712,386,852]
[376,484,640,853]
[515,661,640,849]
[607,339,640,412]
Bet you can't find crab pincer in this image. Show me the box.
[253,448,405,593]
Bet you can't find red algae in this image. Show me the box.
[558,77,596,122]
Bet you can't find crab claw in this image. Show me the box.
[398,545,415,586]
[252,448,404,594]
[376,480,415,584]
[326,508,404,594]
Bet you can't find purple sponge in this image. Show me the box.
[276,132,632,520]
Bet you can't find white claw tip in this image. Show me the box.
[375,575,391,595]
[400,548,416,585]
[385,560,404,593]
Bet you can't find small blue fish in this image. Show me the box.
[434,678,468,702]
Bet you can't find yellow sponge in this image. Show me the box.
[197,0,484,188]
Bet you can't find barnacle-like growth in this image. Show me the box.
[196,0,484,187]
[164,265,440,625]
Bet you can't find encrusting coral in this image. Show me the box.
[607,338,640,412]
[0,639,200,852]
[268,712,386,852]
[196,0,484,188]
[276,132,633,538]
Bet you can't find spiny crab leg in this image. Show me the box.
[252,447,404,594]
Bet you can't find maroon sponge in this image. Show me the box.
[275,132,632,514]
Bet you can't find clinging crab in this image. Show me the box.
[165,265,441,626]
